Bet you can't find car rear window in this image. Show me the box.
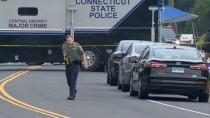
[135,45,147,54]
[153,49,201,60]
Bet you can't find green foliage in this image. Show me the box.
[196,34,206,49]
[174,0,195,11]
[191,0,210,34]
[173,0,210,36]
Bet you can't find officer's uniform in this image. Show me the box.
[62,42,84,98]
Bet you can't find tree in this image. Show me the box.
[191,0,210,35]
[173,0,210,36]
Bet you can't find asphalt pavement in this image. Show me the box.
[0,64,210,118]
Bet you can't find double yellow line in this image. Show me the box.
[0,65,70,118]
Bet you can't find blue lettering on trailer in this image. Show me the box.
[75,0,130,5]
[8,19,48,29]
[75,0,129,19]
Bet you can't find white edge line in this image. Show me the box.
[148,100,210,116]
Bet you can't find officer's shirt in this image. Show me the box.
[64,42,83,62]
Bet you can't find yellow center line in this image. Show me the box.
[0,66,35,83]
[0,72,22,83]
[0,66,37,91]
[0,65,70,118]
[0,94,60,118]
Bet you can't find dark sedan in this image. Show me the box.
[118,42,153,92]
[107,40,140,85]
[130,44,210,102]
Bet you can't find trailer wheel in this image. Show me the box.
[84,47,101,71]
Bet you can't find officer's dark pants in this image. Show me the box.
[65,64,80,97]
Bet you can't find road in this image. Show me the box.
[0,64,210,118]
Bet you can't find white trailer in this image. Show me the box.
[0,0,158,71]
[0,0,65,33]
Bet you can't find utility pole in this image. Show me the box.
[149,6,158,42]
[69,4,76,38]
[159,0,165,42]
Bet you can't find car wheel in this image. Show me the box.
[117,71,122,90]
[130,77,138,96]
[198,93,209,102]
[110,78,117,86]
[138,75,149,99]
[122,80,129,92]
[117,75,122,90]
[107,71,110,84]
[109,71,117,86]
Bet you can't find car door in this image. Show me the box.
[132,47,149,91]
[130,45,147,74]
[119,45,131,84]
[139,48,150,77]
[123,45,133,79]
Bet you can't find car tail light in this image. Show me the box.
[195,78,207,85]
[170,40,177,44]
[190,64,208,71]
[144,60,167,69]
[128,58,133,63]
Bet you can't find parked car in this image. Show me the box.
[118,42,153,92]
[107,40,140,85]
[130,44,210,102]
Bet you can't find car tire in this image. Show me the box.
[122,80,129,92]
[117,77,122,90]
[130,77,138,96]
[107,71,110,84]
[110,78,117,86]
[109,71,117,86]
[138,75,149,99]
[198,93,209,102]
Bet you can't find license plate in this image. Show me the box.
[172,67,184,73]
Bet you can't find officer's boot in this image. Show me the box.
[67,88,75,100]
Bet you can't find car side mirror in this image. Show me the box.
[128,56,138,63]
[114,53,126,59]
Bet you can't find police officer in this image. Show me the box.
[62,34,87,100]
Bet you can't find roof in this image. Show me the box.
[159,6,198,23]
[132,41,154,46]
[149,43,197,50]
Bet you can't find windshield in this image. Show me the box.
[121,42,133,53]
[153,49,201,61]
